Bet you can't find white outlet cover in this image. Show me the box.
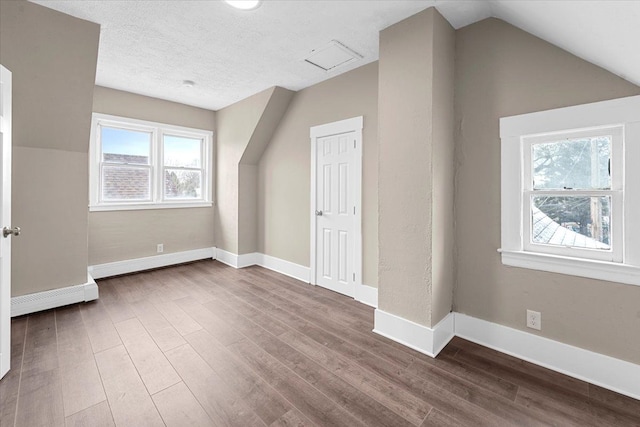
[527,309,541,331]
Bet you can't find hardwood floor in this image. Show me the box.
[1,260,638,427]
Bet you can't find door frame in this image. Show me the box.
[0,64,13,379]
[309,116,363,294]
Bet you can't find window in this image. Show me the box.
[500,95,640,286]
[523,126,623,262]
[100,125,153,202]
[90,113,213,211]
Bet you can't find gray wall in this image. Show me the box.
[93,86,216,130]
[216,87,271,255]
[215,87,293,256]
[0,0,99,296]
[454,18,640,364]
[90,86,216,265]
[258,62,379,287]
[378,8,455,327]
[238,164,259,254]
[429,10,456,325]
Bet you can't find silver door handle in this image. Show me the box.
[3,226,20,238]
[315,210,323,216]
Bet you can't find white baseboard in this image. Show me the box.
[373,310,455,357]
[89,247,215,279]
[455,313,640,400]
[214,250,312,283]
[214,248,239,268]
[11,274,99,317]
[355,284,378,308]
[238,252,260,269]
[215,249,259,269]
[256,253,311,283]
[373,310,639,399]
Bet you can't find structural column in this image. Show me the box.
[376,7,455,352]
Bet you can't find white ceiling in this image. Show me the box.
[31,0,640,111]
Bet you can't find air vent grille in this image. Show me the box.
[305,40,363,71]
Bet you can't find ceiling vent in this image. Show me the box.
[305,40,363,72]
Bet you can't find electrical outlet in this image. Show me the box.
[157,244,164,253]
[527,309,541,330]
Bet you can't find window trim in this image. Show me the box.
[89,113,213,211]
[499,95,640,286]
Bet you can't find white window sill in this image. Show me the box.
[499,249,640,287]
[89,201,213,212]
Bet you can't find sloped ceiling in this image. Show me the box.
[30,0,639,111]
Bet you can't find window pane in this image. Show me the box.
[163,135,202,168]
[532,195,611,250]
[164,169,202,199]
[101,126,151,165]
[102,166,150,201]
[532,136,611,190]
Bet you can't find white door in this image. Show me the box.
[1,65,15,380]
[310,117,362,298]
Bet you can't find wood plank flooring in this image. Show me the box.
[1,260,638,427]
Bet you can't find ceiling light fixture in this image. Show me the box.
[182,80,195,88]
[224,0,261,11]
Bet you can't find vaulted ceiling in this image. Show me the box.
[31,0,640,111]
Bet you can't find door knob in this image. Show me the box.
[315,210,323,216]
[3,226,20,238]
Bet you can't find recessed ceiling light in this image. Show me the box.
[182,80,195,88]
[225,0,261,11]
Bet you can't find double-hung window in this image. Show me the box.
[523,126,623,262]
[500,95,640,286]
[89,113,213,211]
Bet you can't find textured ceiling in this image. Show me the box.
[31,0,640,111]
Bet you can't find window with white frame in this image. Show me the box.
[89,113,213,211]
[523,126,623,262]
[500,95,640,286]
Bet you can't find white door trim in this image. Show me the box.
[309,116,363,294]
[0,65,13,379]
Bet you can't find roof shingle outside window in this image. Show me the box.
[532,206,608,250]
[103,153,150,200]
